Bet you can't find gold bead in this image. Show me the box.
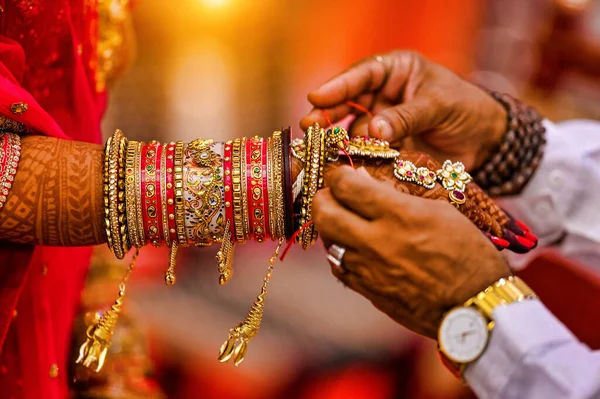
[165,272,176,286]
[11,102,28,115]
[49,364,58,378]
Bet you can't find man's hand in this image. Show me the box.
[312,166,511,338]
[300,51,507,170]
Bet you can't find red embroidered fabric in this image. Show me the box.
[0,1,105,398]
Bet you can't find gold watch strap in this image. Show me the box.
[465,276,537,319]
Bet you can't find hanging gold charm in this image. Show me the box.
[216,219,235,285]
[76,249,139,372]
[165,242,178,286]
[218,239,283,366]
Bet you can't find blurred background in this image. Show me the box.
[90,0,600,397]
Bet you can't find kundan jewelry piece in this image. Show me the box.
[436,160,471,192]
[436,160,471,208]
[393,159,436,189]
[344,136,399,159]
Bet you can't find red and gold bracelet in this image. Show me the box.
[160,141,171,248]
[261,136,270,241]
[173,141,187,247]
[247,137,268,243]
[164,142,178,245]
[223,141,235,238]
[142,141,162,246]
[0,133,21,212]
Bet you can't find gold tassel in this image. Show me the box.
[76,248,139,372]
[165,242,178,286]
[218,239,283,366]
[216,220,235,285]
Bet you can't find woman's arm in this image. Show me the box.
[0,135,105,246]
[0,134,529,252]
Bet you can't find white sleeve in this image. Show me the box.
[499,119,600,269]
[464,300,600,399]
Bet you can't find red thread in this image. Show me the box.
[280,221,314,261]
[346,100,374,118]
[340,145,354,168]
[322,109,333,128]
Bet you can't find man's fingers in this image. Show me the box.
[307,56,390,108]
[299,104,352,131]
[368,97,444,142]
[326,166,411,221]
[312,188,372,250]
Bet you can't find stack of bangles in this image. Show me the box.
[80,90,545,372]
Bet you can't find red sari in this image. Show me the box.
[0,1,105,397]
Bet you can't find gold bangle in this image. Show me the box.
[160,142,172,248]
[103,134,114,254]
[105,129,126,259]
[125,140,141,248]
[266,136,276,240]
[134,141,146,245]
[231,138,244,243]
[240,137,250,241]
[117,132,130,255]
[271,131,285,240]
[300,123,325,250]
[174,141,187,247]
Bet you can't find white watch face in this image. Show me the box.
[439,307,489,363]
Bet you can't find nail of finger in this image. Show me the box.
[523,231,538,248]
[490,235,510,249]
[374,118,393,141]
[503,230,530,254]
[515,219,531,233]
[516,235,535,249]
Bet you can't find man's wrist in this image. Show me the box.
[438,276,537,379]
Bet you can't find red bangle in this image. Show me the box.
[142,141,162,246]
[223,141,235,239]
[247,137,267,243]
[261,138,270,241]
[164,142,178,246]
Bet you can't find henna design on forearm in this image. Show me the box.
[0,136,106,246]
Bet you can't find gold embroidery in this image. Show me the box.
[95,0,134,92]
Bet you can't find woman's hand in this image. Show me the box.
[323,151,537,253]
[312,165,511,338]
[300,51,507,170]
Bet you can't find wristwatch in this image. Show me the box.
[437,276,536,379]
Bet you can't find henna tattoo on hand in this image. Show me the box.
[0,136,107,246]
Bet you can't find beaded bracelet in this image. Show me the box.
[473,91,546,197]
[0,133,21,213]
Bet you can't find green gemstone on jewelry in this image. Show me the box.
[334,127,340,134]
[451,172,458,178]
